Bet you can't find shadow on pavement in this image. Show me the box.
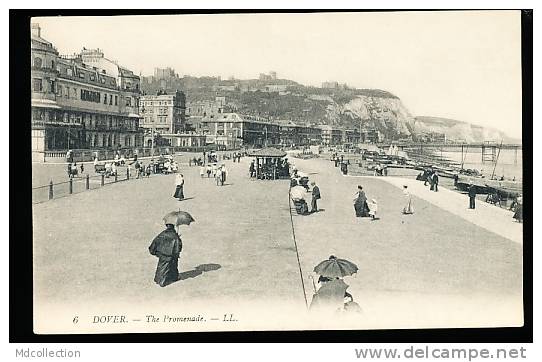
[177,263,222,281]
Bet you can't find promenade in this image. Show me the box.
[290,157,523,329]
[32,155,523,332]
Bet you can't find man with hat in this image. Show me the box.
[311,181,321,213]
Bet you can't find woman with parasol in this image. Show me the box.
[148,211,195,287]
[309,256,358,312]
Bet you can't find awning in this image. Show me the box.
[247,147,287,158]
[32,99,62,109]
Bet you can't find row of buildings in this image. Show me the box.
[31,23,384,162]
[199,112,383,149]
[31,23,143,161]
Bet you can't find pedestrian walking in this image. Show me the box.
[148,223,182,287]
[310,181,321,213]
[353,186,369,217]
[80,163,84,174]
[215,168,221,186]
[468,184,477,209]
[249,160,256,178]
[174,173,185,201]
[206,164,212,178]
[433,171,439,192]
[402,185,414,214]
[367,199,378,220]
[429,172,435,191]
[424,169,433,186]
[220,164,227,185]
[513,196,523,223]
[134,160,141,178]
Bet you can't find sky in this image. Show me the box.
[34,11,523,139]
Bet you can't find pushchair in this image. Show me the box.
[292,199,309,215]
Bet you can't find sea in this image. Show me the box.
[436,149,523,181]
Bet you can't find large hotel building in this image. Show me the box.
[31,23,144,161]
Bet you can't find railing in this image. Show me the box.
[32,167,134,204]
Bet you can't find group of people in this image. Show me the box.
[248,158,291,180]
[188,157,204,167]
[231,152,243,163]
[200,163,228,186]
[374,164,388,176]
[66,162,83,178]
[418,168,439,192]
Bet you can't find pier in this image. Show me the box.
[378,142,522,165]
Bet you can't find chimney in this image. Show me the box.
[31,23,41,37]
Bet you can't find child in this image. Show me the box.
[367,199,378,220]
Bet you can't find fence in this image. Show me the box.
[32,167,134,204]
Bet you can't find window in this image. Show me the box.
[114,96,118,106]
[57,85,63,96]
[109,95,113,105]
[125,97,132,106]
[33,57,42,68]
[32,78,42,92]
[67,68,73,76]
[104,94,108,104]
[51,60,55,69]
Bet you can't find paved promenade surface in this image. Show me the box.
[373,175,523,244]
[33,157,306,332]
[290,157,522,329]
[33,156,523,332]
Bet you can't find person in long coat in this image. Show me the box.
[220,164,227,185]
[353,185,369,217]
[513,196,523,222]
[402,185,414,214]
[173,173,185,200]
[149,224,182,287]
[433,171,439,192]
[310,181,321,213]
[468,184,477,209]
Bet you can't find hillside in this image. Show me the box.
[141,75,518,143]
[414,116,521,143]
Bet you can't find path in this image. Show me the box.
[33,157,306,333]
[289,157,523,329]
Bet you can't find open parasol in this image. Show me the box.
[314,255,358,278]
[290,185,307,201]
[163,210,195,226]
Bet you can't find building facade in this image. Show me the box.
[154,67,177,80]
[139,90,187,134]
[202,113,281,148]
[319,125,344,145]
[277,121,322,146]
[31,24,143,161]
[360,129,383,143]
[343,129,361,145]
